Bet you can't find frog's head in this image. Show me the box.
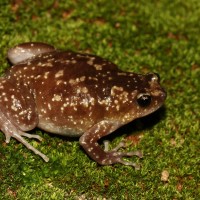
[120,73,167,123]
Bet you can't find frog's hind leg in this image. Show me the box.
[0,114,49,162]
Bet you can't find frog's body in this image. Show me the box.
[0,42,166,169]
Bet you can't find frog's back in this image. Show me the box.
[6,51,125,136]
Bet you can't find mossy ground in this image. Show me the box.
[0,1,199,199]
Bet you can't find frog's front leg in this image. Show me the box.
[79,121,142,170]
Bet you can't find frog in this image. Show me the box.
[0,42,166,169]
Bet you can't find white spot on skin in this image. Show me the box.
[80,76,86,81]
[44,72,50,79]
[63,103,69,107]
[19,110,26,115]
[55,70,64,78]
[87,59,93,65]
[89,77,98,81]
[41,109,47,114]
[10,96,21,111]
[111,86,124,96]
[151,90,163,96]
[48,103,52,110]
[94,64,102,70]
[98,97,112,106]
[37,62,42,66]
[36,75,41,79]
[45,62,53,67]
[87,57,95,65]
[69,76,86,86]
[71,60,77,64]
[82,87,88,93]
[47,58,55,62]
[69,79,77,85]
[80,98,89,108]
[90,97,95,106]
[11,105,18,111]
[52,94,62,101]
[56,80,63,85]
[114,100,118,104]
[117,72,127,76]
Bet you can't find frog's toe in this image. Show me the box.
[119,150,143,158]
[103,140,127,152]
[116,150,142,166]
[117,158,141,170]
[100,150,143,169]
[18,131,43,141]
[103,139,143,158]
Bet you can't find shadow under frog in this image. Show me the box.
[0,42,167,170]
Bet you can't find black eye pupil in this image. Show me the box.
[137,94,151,107]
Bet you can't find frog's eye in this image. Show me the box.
[137,93,151,107]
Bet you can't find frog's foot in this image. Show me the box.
[103,140,143,170]
[0,116,49,162]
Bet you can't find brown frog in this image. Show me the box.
[0,42,166,169]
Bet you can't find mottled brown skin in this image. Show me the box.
[0,42,166,169]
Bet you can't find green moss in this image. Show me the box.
[0,0,199,199]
